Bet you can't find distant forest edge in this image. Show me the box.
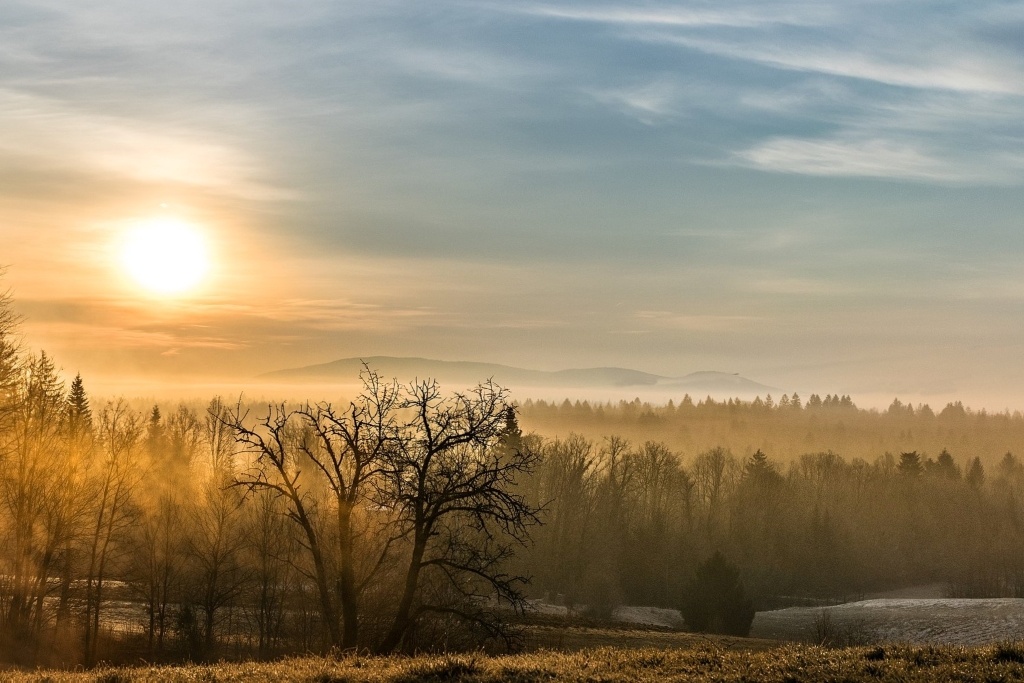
[259,355,778,395]
[5,282,1024,667]
[518,391,1024,469]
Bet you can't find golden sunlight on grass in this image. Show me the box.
[119,217,210,295]
[11,643,1024,682]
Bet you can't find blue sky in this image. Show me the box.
[3,1,1024,405]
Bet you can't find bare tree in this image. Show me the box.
[227,372,539,653]
[129,491,187,657]
[0,278,20,430]
[83,400,142,665]
[204,397,233,473]
[242,488,297,656]
[692,446,738,537]
[0,353,67,637]
[187,470,248,656]
[228,402,341,647]
[377,379,540,652]
[530,434,599,607]
[166,404,203,474]
[228,369,400,649]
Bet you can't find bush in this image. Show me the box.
[680,551,756,636]
[582,575,619,621]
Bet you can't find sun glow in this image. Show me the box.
[120,218,210,295]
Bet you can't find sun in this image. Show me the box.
[120,218,210,295]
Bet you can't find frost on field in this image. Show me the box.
[753,598,1024,645]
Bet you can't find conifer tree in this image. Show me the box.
[65,373,92,439]
[680,551,755,636]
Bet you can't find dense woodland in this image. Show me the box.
[518,395,1024,608]
[4,285,1024,666]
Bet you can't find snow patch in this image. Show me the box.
[753,598,1024,645]
[525,600,683,628]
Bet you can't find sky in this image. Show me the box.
[3,1,1024,407]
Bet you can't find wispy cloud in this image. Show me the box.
[5,0,1024,399]
[656,34,1024,95]
[0,89,291,200]
[585,79,684,123]
[253,299,442,332]
[26,320,247,352]
[511,4,830,29]
[731,136,991,183]
[512,1,1024,185]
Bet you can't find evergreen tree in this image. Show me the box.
[966,456,985,490]
[744,449,773,478]
[146,404,168,469]
[898,451,922,476]
[934,449,960,479]
[680,551,755,636]
[65,373,92,439]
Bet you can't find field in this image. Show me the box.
[9,642,1024,682]
[10,604,1024,683]
[10,598,1024,681]
[753,598,1024,646]
[530,593,1024,647]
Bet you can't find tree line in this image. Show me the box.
[521,393,1024,471]
[4,282,1024,664]
[521,433,1024,621]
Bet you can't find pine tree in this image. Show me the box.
[498,404,524,458]
[967,457,985,490]
[898,451,922,476]
[744,449,775,479]
[935,449,960,479]
[146,404,168,468]
[65,373,92,439]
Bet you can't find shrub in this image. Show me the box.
[680,551,756,636]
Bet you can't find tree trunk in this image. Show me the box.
[297,512,341,647]
[338,503,359,648]
[378,534,427,653]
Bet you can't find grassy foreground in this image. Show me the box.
[9,642,1024,683]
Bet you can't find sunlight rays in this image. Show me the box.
[119,217,210,296]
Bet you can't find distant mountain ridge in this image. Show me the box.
[259,356,778,395]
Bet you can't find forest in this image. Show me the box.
[4,286,1024,667]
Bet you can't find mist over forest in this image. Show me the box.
[6,282,1024,669]
[7,0,1024,679]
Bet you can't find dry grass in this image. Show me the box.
[520,624,779,652]
[8,641,1024,682]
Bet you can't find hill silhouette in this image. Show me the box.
[259,356,778,395]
